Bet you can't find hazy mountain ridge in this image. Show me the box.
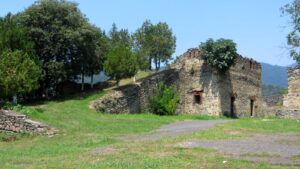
[261,62,288,88]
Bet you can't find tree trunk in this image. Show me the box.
[91,74,94,89]
[133,76,136,83]
[116,80,120,88]
[12,95,18,105]
[158,58,161,70]
[148,57,152,70]
[81,72,84,91]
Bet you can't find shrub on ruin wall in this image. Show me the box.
[149,82,179,115]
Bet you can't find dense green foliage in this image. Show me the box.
[0,50,41,99]
[149,82,179,115]
[104,24,138,86]
[0,13,34,54]
[134,20,176,71]
[199,38,238,72]
[0,13,41,102]
[104,44,138,86]
[19,0,107,96]
[0,0,177,103]
[281,0,300,64]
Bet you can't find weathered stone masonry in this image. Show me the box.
[277,66,300,119]
[92,48,262,117]
[91,69,179,114]
[0,110,56,135]
[175,48,262,117]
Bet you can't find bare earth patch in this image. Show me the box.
[178,133,300,165]
[116,120,231,141]
[91,147,118,155]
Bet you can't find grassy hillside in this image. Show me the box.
[0,91,299,168]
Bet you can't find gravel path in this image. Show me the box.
[178,133,300,165]
[117,120,231,141]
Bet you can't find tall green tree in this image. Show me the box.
[103,44,137,87]
[0,13,34,54]
[199,38,238,72]
[19,0,105,96]
[281,0,300,64]
[134,20,176,71]
[72,23,108,91]
[0,50,41,102]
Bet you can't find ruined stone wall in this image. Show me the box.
[283,67,300,109]
[0,110,56,135]
[92,48,262,117]
[175,50,262,117]
[91,69,180,114]
[228,56,262,117]
[277,66,300,119]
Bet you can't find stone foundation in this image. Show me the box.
[0,110,57,135]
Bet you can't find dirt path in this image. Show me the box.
[117,120,231,141]
[178,133,300,165]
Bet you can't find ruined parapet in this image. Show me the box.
[277,66,300,119]
[0,110,57,135]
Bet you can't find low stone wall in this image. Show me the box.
[263,95,283,107]
[91,69,179,114]
[276,109,300,119]
[0,110,56,135]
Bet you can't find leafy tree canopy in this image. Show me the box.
[19,0,106,95]
[103,44,137,87]
[0,13,34,55]
[281,0,300,64]
[0,50,41,99]
[134,20,176,71]
[199,38,238,72]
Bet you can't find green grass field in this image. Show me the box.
[0,91,300,169]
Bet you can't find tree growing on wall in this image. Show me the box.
[281,0,300,64]
[199,38,238,72]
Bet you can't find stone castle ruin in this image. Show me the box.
[277,66,300,119]
[92,48,262,117]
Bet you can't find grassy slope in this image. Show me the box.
[0,91,299,168]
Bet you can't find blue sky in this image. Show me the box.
[0,0,296,66]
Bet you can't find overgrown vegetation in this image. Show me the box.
[149,82,179,115]
[199,38,238,72]
[0,0,177,105]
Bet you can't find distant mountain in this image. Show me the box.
[261,63,288,88]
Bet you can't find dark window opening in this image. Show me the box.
[250,99,254,116]
[230,97,235,117]
[194,95,201,104]
[193,90,203,104]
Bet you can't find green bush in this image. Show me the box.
[149,82,179,115]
